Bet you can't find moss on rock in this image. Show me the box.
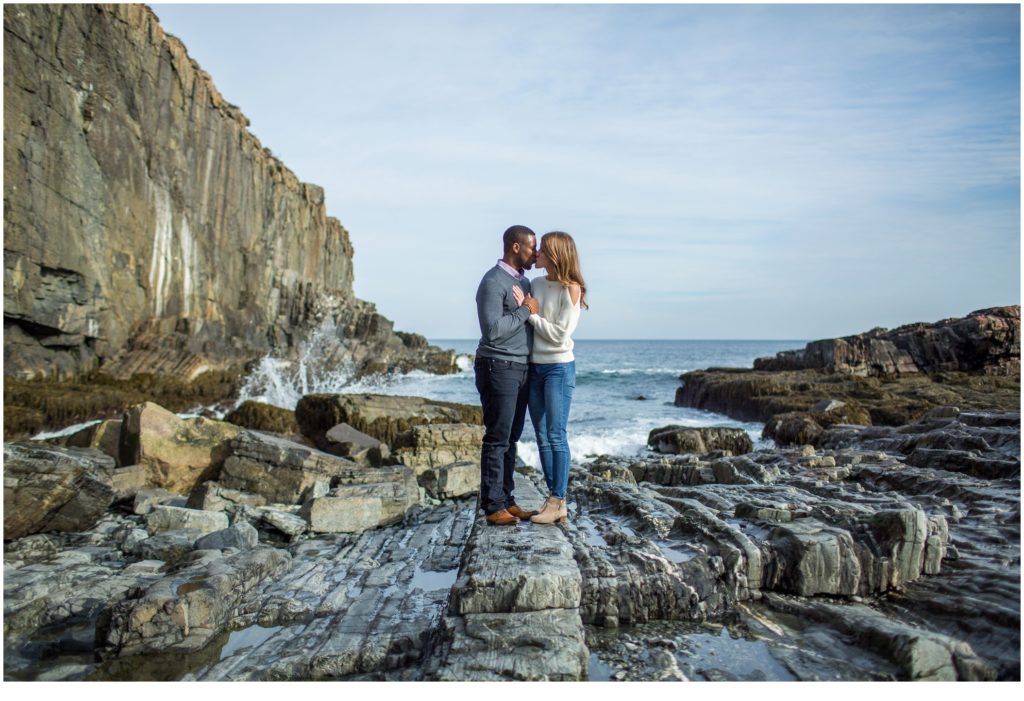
[3,369,243,440]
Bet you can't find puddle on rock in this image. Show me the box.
[587,619,797,682]
[410,566,459,593]
[654,542,697,564]
[219,624,284,660]
[576,515,610,548]
[588,652,620,681]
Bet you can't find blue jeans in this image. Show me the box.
[528,361,576,499]
[474,356,530,515]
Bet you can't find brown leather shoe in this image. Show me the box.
[507,504,538,520]
[486,509,519,526]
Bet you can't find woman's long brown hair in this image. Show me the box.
[540,231,588,309]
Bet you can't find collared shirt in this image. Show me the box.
[497,259,524,281]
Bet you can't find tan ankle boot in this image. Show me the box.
[530,498,567,524]
[536,495,558,516]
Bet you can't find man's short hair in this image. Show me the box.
[503,225,536,253]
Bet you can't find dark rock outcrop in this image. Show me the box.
[676,309,1020,427]
[647,426,753,456]
[3,4,457,381]
[754,306,1020,377]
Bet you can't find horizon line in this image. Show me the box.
[429,338,810,343]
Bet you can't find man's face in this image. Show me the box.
[514,235,537,270]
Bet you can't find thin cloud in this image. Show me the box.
[150,3,1019,340]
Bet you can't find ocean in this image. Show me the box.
[233,337,806,467]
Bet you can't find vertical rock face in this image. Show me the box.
[3,4,454,380]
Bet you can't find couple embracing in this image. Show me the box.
[474,225,588,526]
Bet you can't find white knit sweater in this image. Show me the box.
[528,277,581,364]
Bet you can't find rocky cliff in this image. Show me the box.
[4,4,454,381]
[676,307,1020,428]
[753,306,1020,377]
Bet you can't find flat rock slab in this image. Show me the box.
[429,609,588,681]
[145,505,229,534]
[300,469,418,534]
[449,477,581,614]
[428,474,589,681]
[185,502,475,680]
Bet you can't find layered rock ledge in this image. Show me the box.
[675,307,1020,433]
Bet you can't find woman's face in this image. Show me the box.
[536,245,550,271]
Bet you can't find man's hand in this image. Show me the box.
[524,295,540,314]
[512,285,525,306]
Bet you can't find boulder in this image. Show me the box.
[762,412,824,447]
[256,507,309,537]
[133,529,206,564]
[295,393,482,448]
[647,426,753,455]
[107,464,151,501]
[419,460,480,499]
[323,422,389,466]
[3,442,116,539]
[119,402,241,494]
[56,419,123,462]
[393,423,485,472]
[145,506,229,535]
[132,488,184,515]
[194,521,259,551]
[186,481,267,512]
[299,465,419,533]
[219,430,370,504]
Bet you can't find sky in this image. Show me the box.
[150,1,1020,341]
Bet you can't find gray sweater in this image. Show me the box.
[475,265,533,362]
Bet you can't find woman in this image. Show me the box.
[512,231,588,524]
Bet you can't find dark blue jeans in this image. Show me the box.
[528,361,576,498]
[474,356,529,515]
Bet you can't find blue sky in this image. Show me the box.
[151,2,1020,340]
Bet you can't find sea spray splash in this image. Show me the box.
[234,321,375,410]
[231,321,474,412]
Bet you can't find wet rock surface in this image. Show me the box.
[4,406,1018,681]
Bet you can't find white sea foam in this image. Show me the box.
[32,419,101,441]
[596,367,683,376]
[233,321,360,410]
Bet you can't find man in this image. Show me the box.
[474,225,542,525]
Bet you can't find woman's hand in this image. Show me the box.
[512,285,525,306]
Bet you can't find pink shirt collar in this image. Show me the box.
[497,259,525,280]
